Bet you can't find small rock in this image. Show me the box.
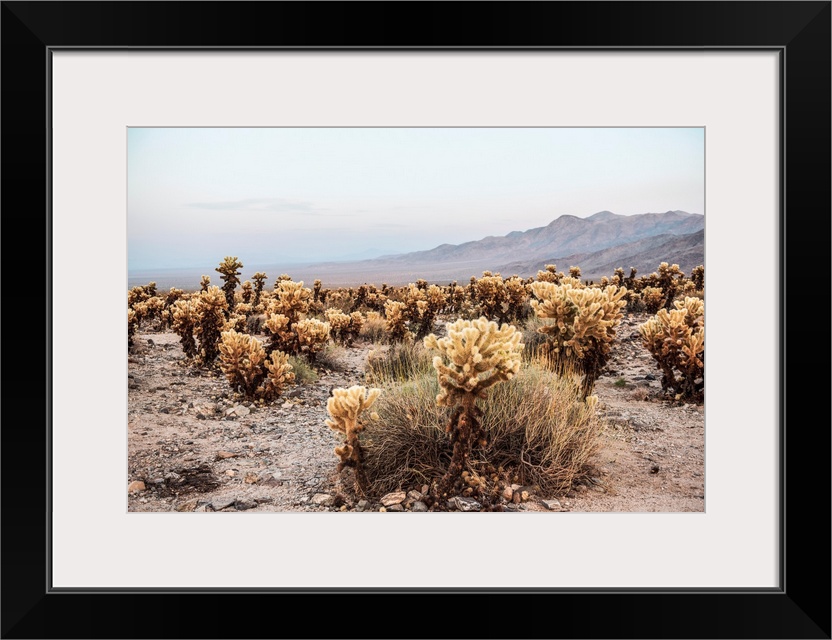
[407,490,424,502]
[540,499,561,511]
[510,484,521,491]
[386,504,404,512]
[211,498,236,511]
[235,499,258,510]
[310,493,334,506]
[355,499,370,512]
[281,401,293,408]
[175,498,199,512]
[502,486,514,501]
[244,472,258,484]
[225,470,236,477]
[566,490,577,499]
[232,404,250,417]
[411,501,428,512]
[127,480,146,493]
[512,491,522,504]
[380,491,406,507]
[420,485,429,495]
[216,451,238,460]
[592,485,606,493]
[449,496,482,512]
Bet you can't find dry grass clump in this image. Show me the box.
[360,363,603,499]
[364,340,435,384]
[359,311,387,343]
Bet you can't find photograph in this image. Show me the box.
[3,0,828,637]
[126,126,706,514]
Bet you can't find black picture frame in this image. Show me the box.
[2,2,829,638]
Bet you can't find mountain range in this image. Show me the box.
[309,210,704,284]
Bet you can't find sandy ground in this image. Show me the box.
[127,312,704,513]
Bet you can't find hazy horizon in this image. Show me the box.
[128,127,705,271]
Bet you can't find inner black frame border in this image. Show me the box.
[2,2,829,639]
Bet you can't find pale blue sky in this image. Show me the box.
[128,127,704,270]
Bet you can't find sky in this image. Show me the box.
[127,127,704,271]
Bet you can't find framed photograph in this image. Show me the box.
[3,2,829,638]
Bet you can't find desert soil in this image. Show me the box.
[127,312,704,513]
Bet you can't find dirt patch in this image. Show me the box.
[127,312,703,513]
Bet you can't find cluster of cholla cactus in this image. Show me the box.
[423,317,524,498]
[217,329,295,402]
[383,300,411,342]
[261,280,331,358]
[199,275,211,292]
[536,264,564,283]
[471,271,530,324]
[324,309,364,346]
[294,318,331,361]
[194,285,229,365]
[215,256,244,311]
[325,385,381,495]
[638,296,704,402]
[170,297,200,358]
[403,283,448,339]
[529,279,627,397]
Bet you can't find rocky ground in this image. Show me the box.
[127,312,704,513]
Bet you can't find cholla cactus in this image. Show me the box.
[127,309,138,350]
[295,318,330,361]
[325,309,363,346]
[530,281,627,397]
[264,313,292,354]
[536,264,563,283]
[170,297,199,358]
[325,385,382,495]
[641,286,665,314]
[218,330,295,402]
[325,309,352,343]
[195,285,229,365]
[424,317,524,497]
[127,282,157,307]
[401,283,446,339]
[269,280,312,325]
[384,300,410,342]
[639,297,704,402]
[240,280,253,304]
[251,272,268,308]
[215,256,244,311]
[691,265,704,292]
[199,275,211,292]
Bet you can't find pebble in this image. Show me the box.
[175,498,199,512]
[411,501,428,512]
[355,500,370,512]
[127,481,146,493]
[540,499,561,510]
[449,496,482,512]
[386,504,404,512]
[310,493,334,506]
[235,499,258,511]
[380,491,406,507]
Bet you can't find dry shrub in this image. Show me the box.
[359,311,388,343]
[360,362,603,498]
[316,343,347,372]
[365,340,435,384]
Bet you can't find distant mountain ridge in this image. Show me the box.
[374,210,703,270]
[311,210,704,283]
